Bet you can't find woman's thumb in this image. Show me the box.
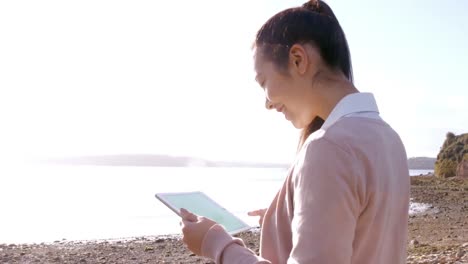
[180,208,198,222]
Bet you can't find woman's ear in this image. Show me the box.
[289,44,308,75]
[289,44,321,76]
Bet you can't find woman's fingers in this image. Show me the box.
[247,209,265,216]
[247,208,267,216]
[248,208,267,227]
[180,208,198,222]
[179,213,218,256]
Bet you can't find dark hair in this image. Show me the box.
[255,0,353,150]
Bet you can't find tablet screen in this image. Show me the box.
[155,191,251,235]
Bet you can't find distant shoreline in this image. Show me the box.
[44,154,436,170]
[44,154,290,168]
[407,157,436,170]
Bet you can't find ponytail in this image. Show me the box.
[297,116,324,152]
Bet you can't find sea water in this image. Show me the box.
[0,163,433,244]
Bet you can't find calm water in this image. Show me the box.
[0,163,432,244]
[409,169,434,176]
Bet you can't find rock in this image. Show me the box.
[144,246,154,252]
[410,239,419,248]
[456,160,468,179]
[456,249,465,258]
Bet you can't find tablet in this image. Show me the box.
[155,191,251,235]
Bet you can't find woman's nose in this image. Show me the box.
[265,98,274,110]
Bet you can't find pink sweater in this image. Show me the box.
[201,95,410,264]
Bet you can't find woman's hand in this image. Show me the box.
[180,208,217,256]
[247,208,267,227]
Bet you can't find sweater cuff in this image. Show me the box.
[201,224,245,262]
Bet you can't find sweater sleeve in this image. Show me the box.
[201,225,271,263]
[288,138,360,264]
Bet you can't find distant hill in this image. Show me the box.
[407,157,436,170]
[435,132,468,178]
[46,154,290,169]
[48,154,444,170]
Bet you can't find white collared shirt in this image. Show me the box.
[321,92,381,130]
[304,92,381,144]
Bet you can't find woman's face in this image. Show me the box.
[254,47,316,129]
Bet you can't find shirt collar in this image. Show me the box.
[321,92,379,130]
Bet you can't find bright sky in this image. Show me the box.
[0,0,467,164]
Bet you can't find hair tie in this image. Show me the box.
[302,0,320,12]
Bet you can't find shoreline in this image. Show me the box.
[1,175,467,263]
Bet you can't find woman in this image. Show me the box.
[180,1,410,263]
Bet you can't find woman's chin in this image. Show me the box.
[284,113,303,129]
[290,119,302,129]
